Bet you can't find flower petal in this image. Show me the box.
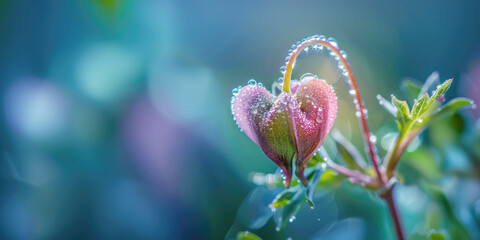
[293,79,337,185]
[232,85,272,145]
[256,92,299,187]
[232,86,297,187]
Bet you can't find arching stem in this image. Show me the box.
[282,39,386,186]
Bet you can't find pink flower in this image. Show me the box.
[232,77,337,187]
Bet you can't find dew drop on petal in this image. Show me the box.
[349,89,356,96]
[248,79,257,86]
[369,134,377,144]
[232,88,239,96]
[340,50,347,59]
[289,216,296,223]
[280,66,286,73]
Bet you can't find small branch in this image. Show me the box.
[323,157,378,188]
[384,128,420,178]
[381,186,406,240]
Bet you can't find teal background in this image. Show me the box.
[1,1,480,239]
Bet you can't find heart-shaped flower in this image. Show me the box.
[231,76,337,187]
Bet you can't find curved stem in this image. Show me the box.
[282,38,386,186]
[381,186,406,240]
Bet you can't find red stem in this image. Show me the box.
[283,38,385,186]
[382,187,406,240]
[283,36,405,239]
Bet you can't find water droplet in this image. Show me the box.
[280,66,286,73]
[342,70,349,77]
[304,47,309,52]
[338,61,345,70]
[248,79,257,86]
[355,111,361,117]
[258,82,264,87]
[277,77,283,83]
[327,37,338,47]
[363,109,368,118]
[321,162,327,169]
[349,89,356,95]
[417,119,423,123]
[270,206,277,212]
[232,88,239,96]
[369,134,377,143]
[289,216,296,222]
[310,206,315,210]
[340,50,347,59]
[276,226,281,231]
[300,73,317,84]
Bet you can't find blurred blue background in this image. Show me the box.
[1,1,480,239]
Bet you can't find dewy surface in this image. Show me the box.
[231,77,337,187]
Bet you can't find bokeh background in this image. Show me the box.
[1,1,480,239]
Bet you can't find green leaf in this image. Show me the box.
[274,188,306,231]
[331,131,367,172]
[270,187,299,208]
[401,79,422,101]
[236,231,262,240]
[419,72,440,97]
[411,93,429,119]
[307,153,324,168]
[428,79,452,105]
[392,96,410,118]
[377,94,396,116]
[402,148,442,181]
[316,169,343,189]
[420,98,474,128]
[392,96,411,132]
[305,166,323,207]
[423,183,471,239]
[428,231,446,240]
